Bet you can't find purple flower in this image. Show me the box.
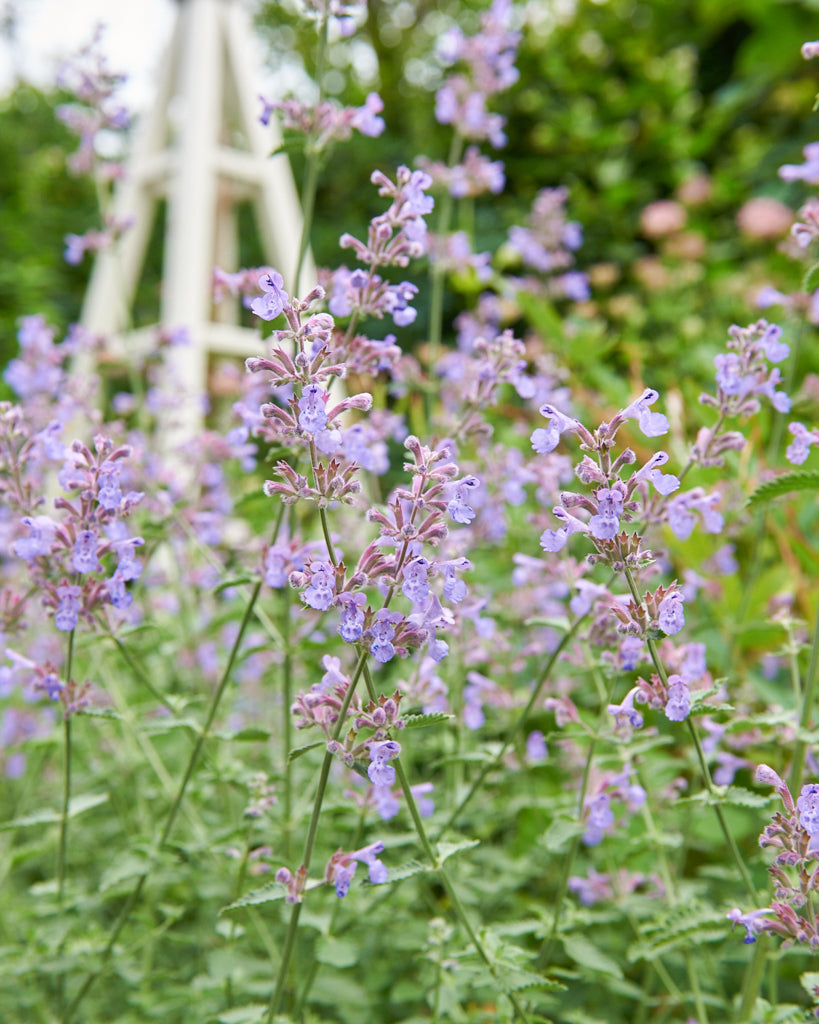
[334,862,356,898]
[727,907,773,944]
[106,572,133,611]
[55,584,82,631]
[14,516,57,560]
[337,592,366,642]
[447,476,479,524]
[97,463,122,509]
[664,675,690,722]
[583,793,614,846]
[531,403,580,453]
[368,740,400,786]
[526,730,548,762]
[369,609,402,663]
[351,92,385,137]
[786,422,819,465]
[297,384,328,434]
[607,686,644,729]
[797,784,819,850]
[622,388,669,438]
[402,557,430,603]
[303,562,335,611]
[589,486,624,540]
[351,840,388,884]
[658,592,685,635]
[73,530,100,573]
[250,270,288,321]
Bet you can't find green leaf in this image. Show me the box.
[680,785,770,808]
[215,727,271,742]
[522,615,572,632]
[222,878,324,911]
[560,934,623,979]
[385,859,429,883]
[0,792,108,832]
[316,935,359,968]
[436,838,479,865]
[288,740,325,763]
[403,712,454,728]
[803,262,819,294]
[747,470,819,509]
[214,1005,268,1024]
[801,970,819,996]
[542,815,585,853]
[213,576,255,595]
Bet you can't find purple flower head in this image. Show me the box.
[402,557,430,603]
[250,270,288,321]
[531,403,580,454]
[658,592,685,635]
[539,506,589,553]
[303,561,335,610]
[583,792,614,846]
[622,388,669,438]
[727,907,773,944]
[14,516,57,560]
[797,784,819,850]
[618,637,644,672]
[368,740,400,786]
[664,675,690,722]
[526,730,548,762]
[351,92,385,137]
[442,561,468,604]
[666,488,723,541]
[368,608,403,663]
[55,584,82,632]
[334,862,356,898]
[337,592,366,643]
[607,686,644,729]
[73,530,100,574]
[298,384,329,434]
[447,475,480,524]
[786,422,819,465]
[351,840,388,884]
[106,572,133,611]
[589,486,624,540]
[96,463,123,509]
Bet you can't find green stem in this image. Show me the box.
[439,614,584,836]
[389,726,531,1024]
[620,563,758,903]
[788,596,819,795]
[65,581,262,1023]
[427,132,464,369]
[267,648,369,1020]
[57,629,75,910]
[736,934,769,1023]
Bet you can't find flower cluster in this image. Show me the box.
[435,0,521,147]
[259,92,385,150]
[728,767,819,948]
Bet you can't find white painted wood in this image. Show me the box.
[79,0,313,445]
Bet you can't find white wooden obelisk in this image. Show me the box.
[80,0,314,443]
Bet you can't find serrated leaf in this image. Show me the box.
[288,740,325,763]
[747,469,819,509]
[316,935,359,968]
[436,838,479,865]
[681,785,770,808]
[0,792,109,832]
[403,712,453,728]
[542,815,585,853]
[804,263,819,294]
[215,727,270,742]
[384,859,428,883]
[801,971,819,995]
[214,1004,268,1024]
[628,904,727,961]
[561,934,623,979]
[143,717,201,737]
[76,706,122,721]
[222,877,324,911]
